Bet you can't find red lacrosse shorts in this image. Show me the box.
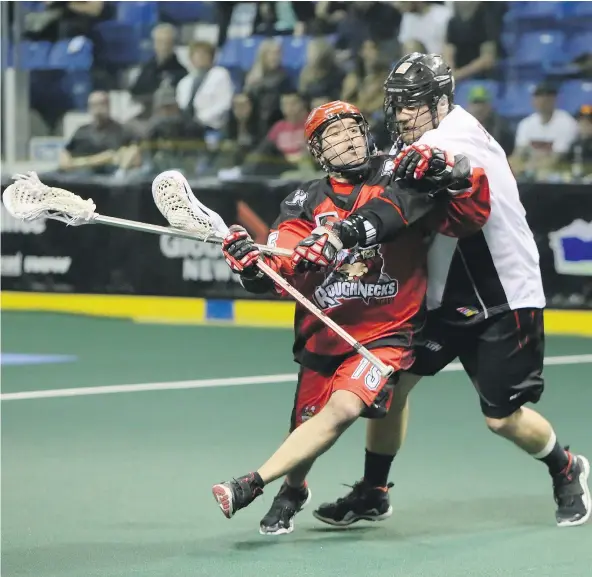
[290,346,414,429]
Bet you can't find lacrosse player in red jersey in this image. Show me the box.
[212,100,490,534]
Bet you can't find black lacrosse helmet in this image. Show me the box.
[383,52,455,144]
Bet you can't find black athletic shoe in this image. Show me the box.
[212,473,263,519]
[259,481,311,535]
[313,480,394,526]
[553,451,591,527]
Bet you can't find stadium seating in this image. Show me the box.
[2,1,587,124]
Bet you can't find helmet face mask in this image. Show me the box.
[306,101,373,179]
[383,52,454,145]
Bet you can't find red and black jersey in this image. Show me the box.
[250,154,490,374]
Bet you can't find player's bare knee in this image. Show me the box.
[485,409,522,436]
[324,390,365,430]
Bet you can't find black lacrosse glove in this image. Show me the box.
[291,218,364,273]
[394,144,472,194]
[222,225,262,279]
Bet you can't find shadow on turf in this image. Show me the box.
[1,495,558,574]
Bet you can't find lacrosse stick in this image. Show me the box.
[1,172,290,256]
[151,170,394,379]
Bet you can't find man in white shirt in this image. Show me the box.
[510,82,579,178]
[176,41,234,131]
[397,2,452,55]
[313,53,590,530]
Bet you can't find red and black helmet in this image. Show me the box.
[304,100,373,179]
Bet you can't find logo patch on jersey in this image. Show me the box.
[285,189,308,208]
[456,306,479,317]
[548,219,592,276]
[313,247,398,310]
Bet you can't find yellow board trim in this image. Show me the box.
[1,291,591,336]
[0,291,206,322]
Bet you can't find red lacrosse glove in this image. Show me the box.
[222,225,261,277]
[394,144,471,192]
[291,222,344,272]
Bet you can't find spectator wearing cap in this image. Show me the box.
[176,41,234,131]
[467,85,514,156]
[564,105,592,179]
[510,82,579,179]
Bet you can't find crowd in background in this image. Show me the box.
[10,1,592,182]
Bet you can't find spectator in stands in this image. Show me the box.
[444,1,503,81]
[304,2,348,35]
[266,92,309,163]
[141,82,205,174]
[24,1,113,41]
[129,24,187,110]
[352,51,392,151]
[242,92,311,177]
[510,82,579,179]
[176,41,234,131]
[397,1,452,56]
[298,39,343,102]
[564,105,592,179]
[334,2,402,65]
[214,93,263,170]
[244,39,294,135]
[310,95,333,110]
[466,85,515,156]
[58,91,138,175]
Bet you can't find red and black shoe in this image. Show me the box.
[212,473,264,519]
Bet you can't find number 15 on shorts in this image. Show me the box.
[351,358,382,391]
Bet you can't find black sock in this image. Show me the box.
[363,450,395,488]
[537,441,570,476]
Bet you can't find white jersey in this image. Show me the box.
[390,105,546,323]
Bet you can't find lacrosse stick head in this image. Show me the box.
[2,172,96,226]
[151,170,229,239]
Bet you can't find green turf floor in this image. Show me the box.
[2,312,592,577]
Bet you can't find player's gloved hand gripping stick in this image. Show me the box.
[150,170,394,379]
[1,171,393,378]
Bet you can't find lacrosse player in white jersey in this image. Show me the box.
[313,52,591,528]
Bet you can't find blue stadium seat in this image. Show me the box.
[567,32,592,60]
[238,36,264,71]
[48,38,93,71]
[506,1,564,18]
[557,81,592,115]
[504,2,565,33]
[280,36,309,70]
[454,80,500,109]
[216,38,241,69]
[512,31,566,67]
[20,1,44,12]
[117,1,158,26]
[158,1,216,23]
[564,1,592,18]
[94,22,147,66]
[9,41,52,70]
[498,82,538,119]
[62,71,93,111]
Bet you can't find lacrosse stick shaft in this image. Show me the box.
[255,260,394,379]
[92,215,292,257]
